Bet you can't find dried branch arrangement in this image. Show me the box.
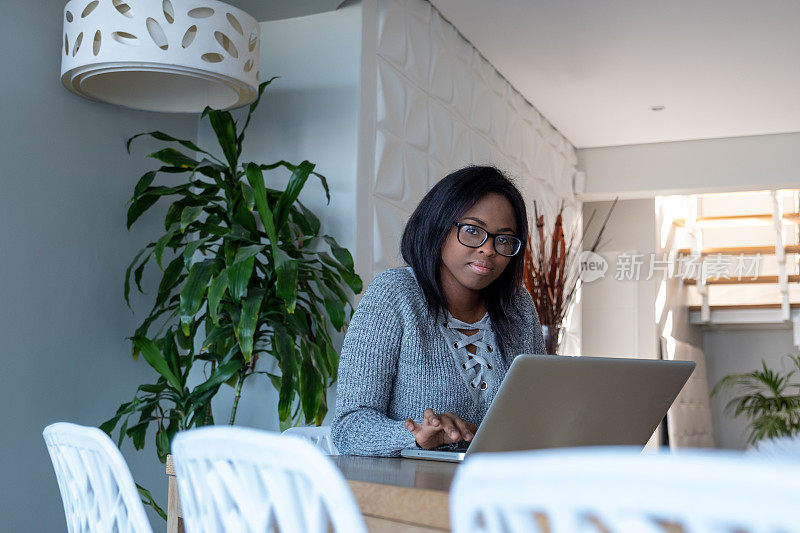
[523,199,616,353]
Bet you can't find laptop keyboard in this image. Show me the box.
[433,441,471,453]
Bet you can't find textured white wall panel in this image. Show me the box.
[359,0,581,350]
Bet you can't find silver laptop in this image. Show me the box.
[400,354,695,462]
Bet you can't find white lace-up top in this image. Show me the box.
[439,312,501,409]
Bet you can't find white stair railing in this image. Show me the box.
[771,190,791,321]
[687,195,709,322]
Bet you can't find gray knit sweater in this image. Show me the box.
[331,267,545,456]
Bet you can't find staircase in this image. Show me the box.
[675,190,800,346]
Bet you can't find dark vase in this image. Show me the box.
[541,324,561,355]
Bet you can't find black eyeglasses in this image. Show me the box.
[452,223,522,257]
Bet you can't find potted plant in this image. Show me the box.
[100,79,361,516]
[711,355,800,445]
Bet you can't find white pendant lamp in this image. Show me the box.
[61,0,260,113]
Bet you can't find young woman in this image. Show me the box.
[331,166,545,456]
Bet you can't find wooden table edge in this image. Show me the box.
[348,479,451,531]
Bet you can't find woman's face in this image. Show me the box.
[440,192,518,294]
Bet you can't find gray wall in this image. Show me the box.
[578,132,800,201]
[581,199,658,359]
[0,2,199,529]
[704,328,799,449]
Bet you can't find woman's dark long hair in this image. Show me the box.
[400,165,528,362]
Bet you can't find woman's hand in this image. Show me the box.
[404,408,478,449]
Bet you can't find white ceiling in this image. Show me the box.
[430,0,800,148]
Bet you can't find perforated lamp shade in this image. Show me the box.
[61,0,260,113]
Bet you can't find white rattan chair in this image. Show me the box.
[282,425,338,455]
[43,422,153,533]
[450,446,800,533]
[171,426,366,533]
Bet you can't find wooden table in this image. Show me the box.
[331,455,457,532]
[166,455,458,532]
[166,455,689,533]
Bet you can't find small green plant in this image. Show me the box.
[711,354,800,445]
[100,79,361,515]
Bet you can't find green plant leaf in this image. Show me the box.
[154,225,179,269]
[127,421,150,450]
[325,343,339,382]
[155,425,170,462]
[124,248,148,309]
[289,306,311,337]
[184,387,217,426]
[99,400,135,435]
[227,256,254,302]
[308,340,329,382]
[180,205,204,232]
[207,270,229,325]
[132,171,157,200]
[259,161,330,204]
[222,223,254,244]
[194,359,243,394]
[162,193,216,230]
[139,383,167,394]
[135,306,178,345]
[156,256,184,309]
[127,194,161,229]
[311,171,330,204]
[275,248,298,312]
[161,332,181,380]
[233,199,258,235]
[300,355,323,424]
[274,161,314,231]
[236,288,264,361]
[131,335,182,391]
[99,415,121,436]
[316,396,328,426]
[136,483,167,521]
[318,282,344,330]
[202,323,234,351]
[147,148,198,170]
[279,416,294,432]
[324,235,355,272]
[240,182,256,210]
[245,163,278,244]
[138,184,193,198]
[274,326,296,421]
[320,268,350,304]
[182,236,212,268]
[233,244,265,265]
[266,372,282,392]
[238,77,278,145]
[130,255,149,296]
[296,201,321,235]
[179,260,215,335]
[204,109,238,170]
[127,131,222,165]
[317,252,362,293]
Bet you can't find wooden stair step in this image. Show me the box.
[688,303,800,311]
[697,213,800,224]
[676,245,800,256]
[683,275,800,285]
[673,213,800,227]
